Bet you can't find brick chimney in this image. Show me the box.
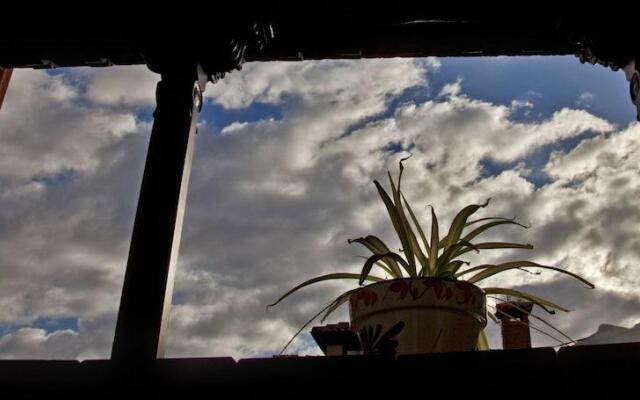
[310,322,361,356]
[496,301,534,350]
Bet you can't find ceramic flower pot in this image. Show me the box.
[349,277,487,356]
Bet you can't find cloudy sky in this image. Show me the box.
[0,55,638,359]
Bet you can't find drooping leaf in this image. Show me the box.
[482,287,569,314]
[477,330,490,351]
[267,273,384,308]
[360,252,410,285]
[464,216,516,227]
[321,288,361,322]
[349,236,403,278]
[487,311,499,324]
[355,255,395,278]
[490,296,576,344]
[490,304,571,345]
[442,198,491,250]
[452,242,533,259]
[460,261,595,289]
[373,261,395,278]
[366,235,404,277]
[461,219,530,244]
[279,300,338,354]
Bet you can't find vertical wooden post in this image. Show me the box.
[0,68,13,110]
[111,65,206,362]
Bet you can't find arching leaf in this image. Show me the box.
[360,252,410,285]
[267,273,384,308]
[460,261,594,289]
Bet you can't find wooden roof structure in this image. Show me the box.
[1,13,637,74]
[0,9,639,394]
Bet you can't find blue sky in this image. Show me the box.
[201,56,634,137]
[0,56,639,359]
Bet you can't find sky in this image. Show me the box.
[0,55,638,359]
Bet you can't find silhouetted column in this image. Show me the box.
[111,65,206,362]
[496,301,534,350]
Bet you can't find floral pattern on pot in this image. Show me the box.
[358,321,405,356]
[349,278,487,354]
[352,279,482,313]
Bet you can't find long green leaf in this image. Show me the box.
[464,216,516,227]
[477,330,490,351]
[487,311,499,324]
[349,236,403,278]
[280,302,333,354]
[435,240,479,272]
[452,242,533,258]
[399,194,429,273]
[281,290,360,354]
[391,157,422,274]
[439,215,517,248]
[374,261,395,278]
[387,169,418,276]
[366,235,404,277]
[461,219,530,243]
[482,287,569,314]
[443,198,491,250]
[402,193,431,255]
[321,288,361,322]
[360,252,410,285]
[428,206,439,275]
[267,273,384,308]
[461,261,595,289]
[435,260,470,278]
[489,303,571,345]
[374,180,415,277]
[355,256,395,278]
[489,296,576,344]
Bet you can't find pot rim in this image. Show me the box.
[350,276,484,295]
[349,277,488,328]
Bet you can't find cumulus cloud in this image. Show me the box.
[68,65,159,107]
[1,58,638,360]
[0,69,150,358]
[576,91,596,108]
[205,58,426,110]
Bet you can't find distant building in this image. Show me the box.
[577,322,640,346]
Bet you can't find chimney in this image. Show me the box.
[311,322,361,356]
[496,301,534,350]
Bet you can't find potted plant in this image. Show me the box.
[269,158,594,356]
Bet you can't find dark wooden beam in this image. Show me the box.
[111,65,206,362]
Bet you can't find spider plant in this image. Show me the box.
[269,158,594,351]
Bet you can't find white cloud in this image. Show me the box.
[1,58,639,360]
[438,77,462,97]
[69,65,159,107]
[0,69,150,358]
[205,58,426,109]
[510,99,534,110]
[576,91,596,108]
